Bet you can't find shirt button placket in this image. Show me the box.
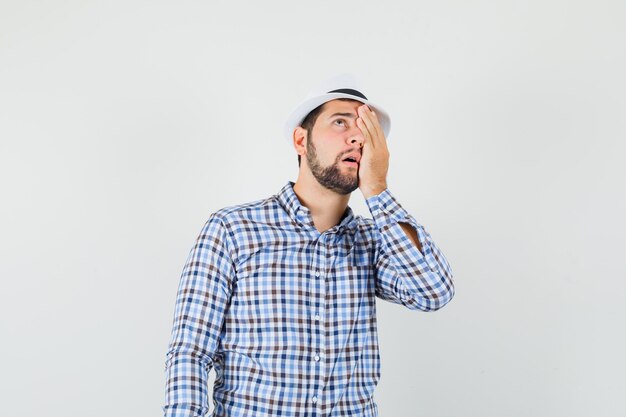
[310,236,327,412]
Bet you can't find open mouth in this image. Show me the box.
[342,156,359,167]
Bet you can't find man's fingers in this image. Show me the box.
[369,111,385,144]
[358,108,377,137]
[362,107,384,146]
[357,117,375,149]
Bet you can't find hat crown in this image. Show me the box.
[304,72,364,100]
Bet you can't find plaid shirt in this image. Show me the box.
[163,181,455,417]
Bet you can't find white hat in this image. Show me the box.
[283,73,391,145]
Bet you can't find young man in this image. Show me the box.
[162,74,455,417]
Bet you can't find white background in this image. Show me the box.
[1,1,625,416]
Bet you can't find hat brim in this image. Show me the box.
[284,93,391,145]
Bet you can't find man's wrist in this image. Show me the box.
[361,183,388,200]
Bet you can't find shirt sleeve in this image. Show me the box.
[365,188,455,311]
[162,213,237,417]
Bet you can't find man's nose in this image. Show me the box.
[346,128,365,148]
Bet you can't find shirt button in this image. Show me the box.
[312,396,318,403]
[314,354,320,361]
[314,314,320,321]
[315,270,320,277]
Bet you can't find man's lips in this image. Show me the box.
[342,152,361,163]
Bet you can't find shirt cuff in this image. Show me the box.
[365,188,411,228]
[365,188,437,269]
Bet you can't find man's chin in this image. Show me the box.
[335,180,359,195]
[310,163,359,195]
[317,179,358,195]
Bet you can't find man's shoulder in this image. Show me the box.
[208,192,281,225]
[356,216,375,228]
[354,216,378,238]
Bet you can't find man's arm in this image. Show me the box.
[162,213,236,417]
[355,103,454,310]
[365,188,455,311]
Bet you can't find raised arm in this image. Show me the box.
[365,189,455,311]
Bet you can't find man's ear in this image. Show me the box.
[293,126,307,156]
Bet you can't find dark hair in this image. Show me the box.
[296,98,357,167]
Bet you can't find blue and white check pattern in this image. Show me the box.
[163,181,454,417]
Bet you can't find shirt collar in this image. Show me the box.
[276,181,357,233]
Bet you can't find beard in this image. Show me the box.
[306,136,359,195]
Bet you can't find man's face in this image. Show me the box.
[305,99,365,195]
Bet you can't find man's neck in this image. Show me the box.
[292,173,351,234]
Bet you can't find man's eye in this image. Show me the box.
[334,119,346,126]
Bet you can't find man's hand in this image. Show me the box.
[356,104,389,199]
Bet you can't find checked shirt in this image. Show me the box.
[163,181,455,417]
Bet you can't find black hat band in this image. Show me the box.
[326,88,368,100]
